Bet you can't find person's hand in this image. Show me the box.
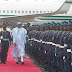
[11,41,13,44]
[14,43,16,47]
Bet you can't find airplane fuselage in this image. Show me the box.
[0,0,64,18]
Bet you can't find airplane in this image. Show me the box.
[0,0,72,24]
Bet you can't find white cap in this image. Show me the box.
[17,22,22,25]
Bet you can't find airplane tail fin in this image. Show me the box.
[54,0,72,14]
[40,0,72,17]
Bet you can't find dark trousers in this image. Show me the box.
[1,40,9,63]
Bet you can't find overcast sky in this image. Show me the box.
[0,0,65,3]
[1,0,72,14]
[0,0,72,14]
[0,0,65,8]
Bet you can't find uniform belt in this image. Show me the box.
[2,39,9,41]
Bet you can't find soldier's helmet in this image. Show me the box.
[2,21,8,28]
[3,21,8,25]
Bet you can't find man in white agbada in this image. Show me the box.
[11,22,27,64]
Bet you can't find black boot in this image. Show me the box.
[3,62,6,64]
[21,62,24,65]
[16,62,18,64]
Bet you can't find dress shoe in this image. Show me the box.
[3,62,6,64]
[21,62,24,65]
[16,62,18,64]
[18,60,21,62]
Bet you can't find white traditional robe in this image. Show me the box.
[11,27,27,58]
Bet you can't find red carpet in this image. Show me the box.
[0,45,42,72]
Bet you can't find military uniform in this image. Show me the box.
[0,25,11,64]
[66,32,72,72]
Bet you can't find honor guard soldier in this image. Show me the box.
[0,22,12,64]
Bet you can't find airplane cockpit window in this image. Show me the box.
[7,10,9,13]
[15,10,17,13]
[29,11,31,13]
[22,11,24,13]
[36,11,38,13]
[25,11,27,13]
[3,10,5,13]
[33,11,35,13]
[18,11,20,13]
[40,11,42,13]
[44,11,45,13]
[0,10,1,13]
[11,10,13,13]
[47,11,49,13]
